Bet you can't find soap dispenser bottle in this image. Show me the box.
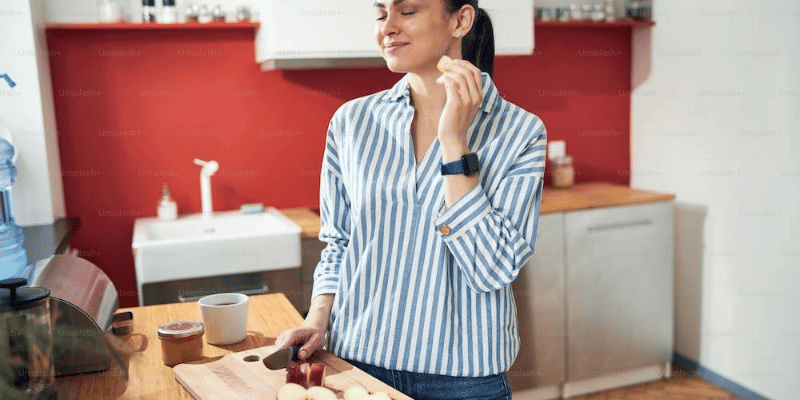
[158,183,178,220]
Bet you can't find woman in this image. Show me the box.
[275,1,546,399]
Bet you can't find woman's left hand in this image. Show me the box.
[436,55,484,148]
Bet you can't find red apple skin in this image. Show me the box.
[308,363,326,387]
[286,362,307,387]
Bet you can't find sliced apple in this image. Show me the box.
[277,383,307,400]
[344,386,369,400]
[306,386,337,400]
[277,383,337,400]
[437,55,453,73]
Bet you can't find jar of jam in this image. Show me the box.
[552,156,575,188]
[157,320,204,366]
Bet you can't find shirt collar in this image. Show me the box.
[386,72,499,114]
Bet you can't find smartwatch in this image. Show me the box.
[441,152,480,176]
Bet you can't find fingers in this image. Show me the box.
[275,328,305,350]
[275,327,326,361]
[447,60,482,104]
[274,330,291,349]
[437,74,464,105]
[297,334,325,360]
[436,56,483,106]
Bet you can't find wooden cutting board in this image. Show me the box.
[173,345,413,400]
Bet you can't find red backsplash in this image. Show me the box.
[47,25,632,307]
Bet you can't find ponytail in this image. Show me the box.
[446,1,495,77]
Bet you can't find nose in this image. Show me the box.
[379,11,399,37]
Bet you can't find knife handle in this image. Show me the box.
[290,345,301,361]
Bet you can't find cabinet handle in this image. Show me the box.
[176,284,270,302]
[588,219,652,232]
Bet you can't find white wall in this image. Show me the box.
[0,0,65,226]
[631,1,800,400]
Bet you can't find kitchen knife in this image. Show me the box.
[263,345,301,370]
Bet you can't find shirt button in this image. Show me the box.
[439,225,452,235]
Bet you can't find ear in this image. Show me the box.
[450,5,476,38]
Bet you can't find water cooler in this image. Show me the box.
[0,137,27,280]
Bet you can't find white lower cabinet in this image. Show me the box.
[510,201,674,399]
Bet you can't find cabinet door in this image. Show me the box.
[256,0,535,68]
[509,213,566,391]
[256,0,379,64]
[565,202,674,381]
[480,0,535,55]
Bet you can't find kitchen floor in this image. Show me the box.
[561,364,743,400]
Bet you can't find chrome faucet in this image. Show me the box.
[193,158,218,218]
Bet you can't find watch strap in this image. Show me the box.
[441,153,479,176]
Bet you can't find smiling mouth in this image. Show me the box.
[384,43,408,51]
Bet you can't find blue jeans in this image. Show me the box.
[342,358,512,400]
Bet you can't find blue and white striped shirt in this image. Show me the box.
[312,72,547,377]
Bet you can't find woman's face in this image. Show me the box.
[374,0,459,74]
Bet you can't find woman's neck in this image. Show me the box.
[407,44,462,116]
[407,69,447,117]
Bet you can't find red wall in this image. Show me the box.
[47,25,632,307]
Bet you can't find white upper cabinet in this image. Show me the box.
[482,0,535,55]
[256,0,534,70]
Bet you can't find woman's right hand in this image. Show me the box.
[274,325,327,361]
[274,294,335,361]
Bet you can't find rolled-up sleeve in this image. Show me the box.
[311,118,351,300]
[434,122,547,293]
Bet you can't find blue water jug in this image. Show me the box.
[0,138,27,279]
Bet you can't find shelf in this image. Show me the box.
[535,19,655,28]
[46,21,260,31]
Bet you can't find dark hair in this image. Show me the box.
[444,0,495,77]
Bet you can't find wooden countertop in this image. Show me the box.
[281,207,321,240]
[55,294,304,400]
[540,182,675,214]
[280,183,675,237]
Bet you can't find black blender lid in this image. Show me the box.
[0,277,50,310]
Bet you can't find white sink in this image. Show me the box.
[132,208,302,304]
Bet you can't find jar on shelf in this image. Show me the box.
[569,4,582,20]
[604,0,617,21]
[552,156,575,188]
[626,0,652,20]
[98,0,121,23]
[581,4,592,20]
[591,3,606,21]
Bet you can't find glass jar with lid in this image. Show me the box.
[157,320,204,366]
[552,156,575,188]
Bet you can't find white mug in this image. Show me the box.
[198,293,249,345]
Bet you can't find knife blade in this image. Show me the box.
[263,345,301,370]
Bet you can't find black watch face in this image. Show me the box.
[465,153,480,174]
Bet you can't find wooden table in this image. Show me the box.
[54,294,308,399]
